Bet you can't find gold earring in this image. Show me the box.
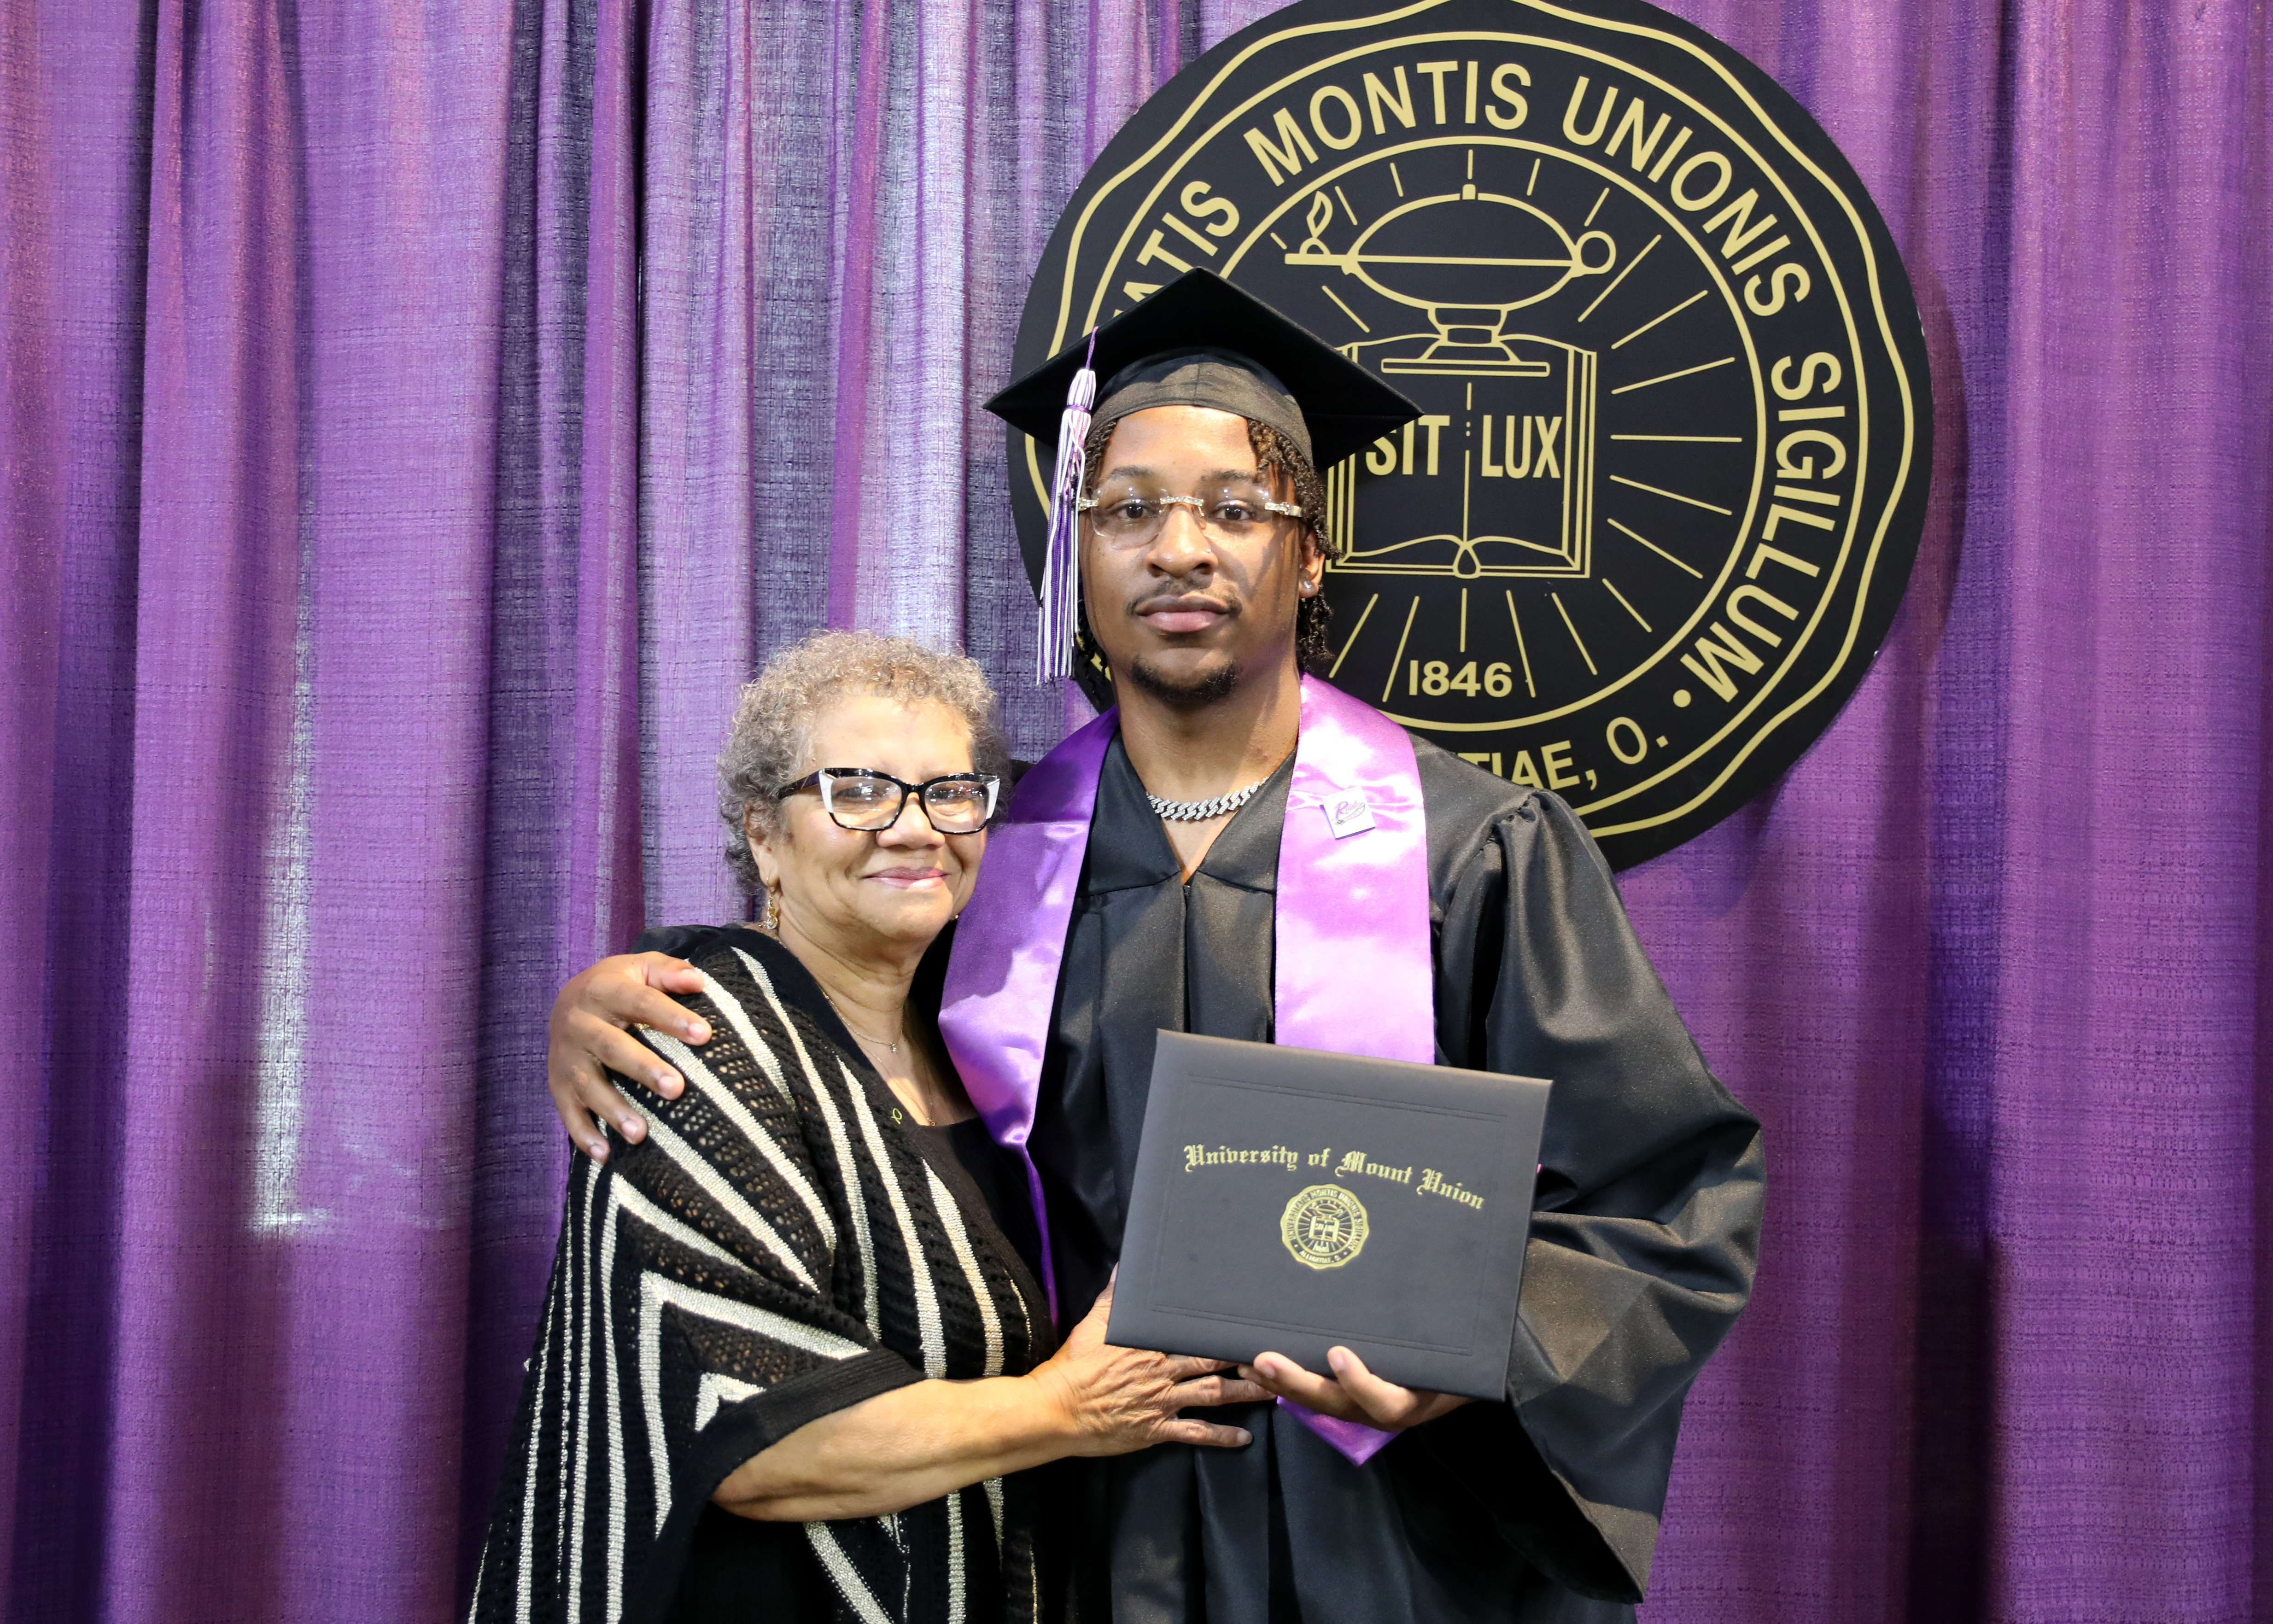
[760,885,780,932]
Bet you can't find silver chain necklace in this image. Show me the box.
[1147,777,1269,823]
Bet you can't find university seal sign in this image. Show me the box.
[1008,0,1932,866]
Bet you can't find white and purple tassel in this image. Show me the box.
[1036,334,1097,683]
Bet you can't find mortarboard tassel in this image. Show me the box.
[1036,333,1097,683]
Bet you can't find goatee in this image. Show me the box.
[1127,655,1239,710]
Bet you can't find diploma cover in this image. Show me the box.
[1108,1031,1549,1402]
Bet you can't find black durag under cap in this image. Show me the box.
[984,269,1420,472]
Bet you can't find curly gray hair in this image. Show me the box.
[717,630,1011,894]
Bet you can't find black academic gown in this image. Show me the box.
[1029,736,1764,1624]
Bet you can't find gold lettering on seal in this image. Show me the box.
[1280,1184,1371,1270]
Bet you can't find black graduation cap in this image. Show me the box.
[985,269,1421,471]
[987,270,1420,683]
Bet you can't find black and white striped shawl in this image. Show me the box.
[472,932,1052,1624]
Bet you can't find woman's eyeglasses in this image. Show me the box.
[1076,480,1302,544]
[774,768,999,834]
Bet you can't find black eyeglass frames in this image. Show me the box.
[773,768,1000,834]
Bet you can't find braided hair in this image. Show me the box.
[1068,416,1337,712]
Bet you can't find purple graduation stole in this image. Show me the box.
[939,675,1432,1465]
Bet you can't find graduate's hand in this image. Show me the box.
[1241,1347,1473,1432]
[548,952,712,1161]
[1033,1278,1271,1455]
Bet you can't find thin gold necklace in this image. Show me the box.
[819,987,900,1055]
[824,1002,936,1128]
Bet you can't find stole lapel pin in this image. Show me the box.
[1322,793,1376,840]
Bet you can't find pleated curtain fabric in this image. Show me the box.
[0,1,2267,1622]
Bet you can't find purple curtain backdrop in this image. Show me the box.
[1,1,2267,1620]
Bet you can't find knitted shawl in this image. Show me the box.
[471,935,1052,1624]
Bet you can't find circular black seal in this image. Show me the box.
[1007,0,1933,868]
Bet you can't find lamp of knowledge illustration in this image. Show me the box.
[1288,180,1610,580]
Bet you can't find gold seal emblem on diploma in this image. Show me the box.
[1280,1184,1373,1270]
[1008,0,1932,868]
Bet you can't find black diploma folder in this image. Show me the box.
[1106,1031,1551,1401]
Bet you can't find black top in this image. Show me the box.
[480,927,1052,1624]
[672,1092,1055,1622]
[920,1118,1045,1284]
[629,925,1042,1276]
[615,933,1063,1624]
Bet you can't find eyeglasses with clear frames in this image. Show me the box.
[1076,480,1303,544]
[773,768,1000,834]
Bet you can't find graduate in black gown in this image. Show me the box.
[1029,732,1759,1624]
[547,271,1763,1623]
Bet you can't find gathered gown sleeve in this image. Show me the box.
[471,949,927,1624]
[1405,787,1765,1607]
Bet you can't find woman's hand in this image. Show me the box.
[548,952,713,1160]
[715,1279,1264,1522]
[1029,1278,1269,1455]
[1240,1346,1472,1432]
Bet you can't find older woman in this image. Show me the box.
[472,633,1262,1624]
